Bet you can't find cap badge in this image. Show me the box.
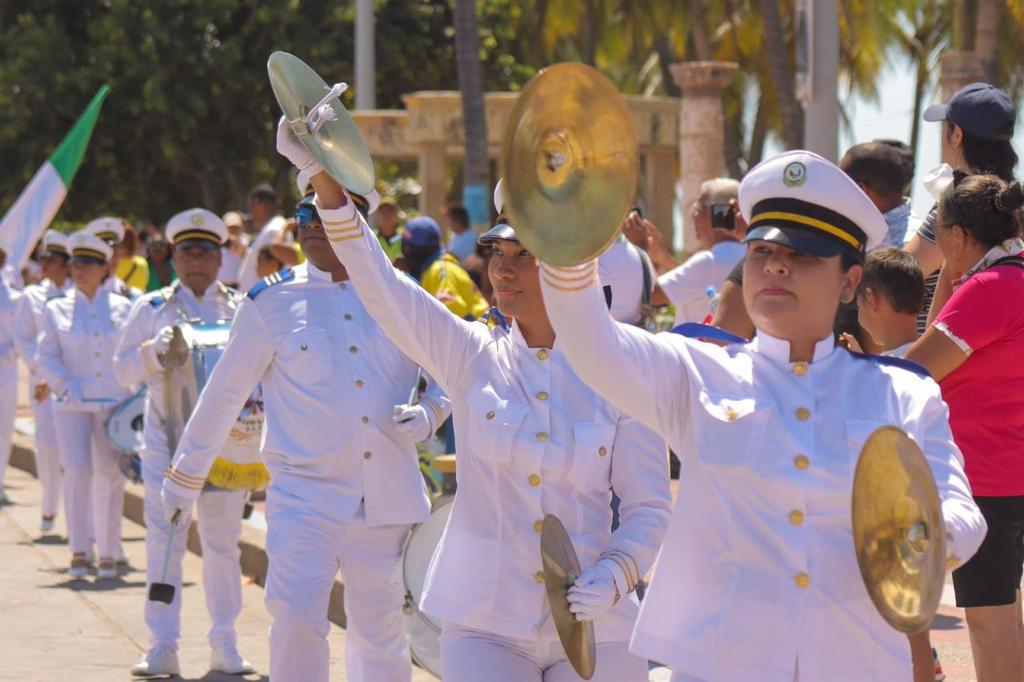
[191,213,204,226]
[783,161,807,188]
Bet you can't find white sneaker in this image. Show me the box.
[40,515,55,533]
[210,643,255,675]
[97,558,117,580]
[68,555,89,581]
[130,647,180,677]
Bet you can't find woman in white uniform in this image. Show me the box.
[277,121,672,682]
[37,231,134,580]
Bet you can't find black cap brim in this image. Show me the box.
[41,250,69,260]
[174,239,220,252]
[923,104,948,122]
[743,225,851,259]
[70,255,106,266]
[477,222,518,246]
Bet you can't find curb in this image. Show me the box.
[9,436,349,628]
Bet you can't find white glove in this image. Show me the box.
[567,561,621,622]
[160,486,193,526]
[276,115,323,193]
[144,326,175,370]
[393,404,435,443]
[62,380,84,405]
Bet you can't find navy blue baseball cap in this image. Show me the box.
[923,82,1016,140]
[402,216,442,247]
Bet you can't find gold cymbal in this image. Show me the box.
[502,63,639,266]
[541,514,596,679]
[852,426,946,634]
[267,51,375,195]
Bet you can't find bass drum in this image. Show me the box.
[106,387,147,453]
[402,496,453,679]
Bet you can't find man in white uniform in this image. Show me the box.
[655,178,746,324]
[13,231,72,526]
[236,184,287,291]
[114,209,255,677]
[537,151,988,681]
[162,193,442,682]
[0,247,22,504]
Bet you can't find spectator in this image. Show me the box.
[401,215,488,320]
[374,196,403,263]
[906,174,1024,682]
[256,245,287,279]
[650,178,746,324]
[145,237,176,291]
[840,142,916,248]
[444,204,476,264]
[114,222,150,291]
[236,184,286,291]
[218,211,249,288]
[855,248,924,356]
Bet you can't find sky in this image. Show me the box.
[841,52,1024,218]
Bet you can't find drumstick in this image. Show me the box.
[397,367,425,424]
[148,512,180,604]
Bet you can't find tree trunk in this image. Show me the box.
[688,0,712,61]
[759,0,803,148]
[654,35,681,97]
[974,0,1001,81]
[909,46,929,157]
[583,0,599,66]
[454,0,490,230]
[748,89,770,168]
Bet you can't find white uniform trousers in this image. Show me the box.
[440,624,647,682]
[141,453,245,650]
[53,409,124,558]
[264,490,412,682]
[32,396,63,518]
[0,363,16,491]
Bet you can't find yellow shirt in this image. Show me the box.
[420,253,488,320]
[116,255,150,291]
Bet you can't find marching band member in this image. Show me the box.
[0,247,21,505]
[279,121,672,682]
[85,217,144,299]
[36,232,134,581]
[13,231,72,528]
[161,191,438,682]
[113,209,254,678]
[537,151,987,681]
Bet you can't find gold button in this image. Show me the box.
[536,391,548,401]
[946,556,961,570]
[534,571,545,584]
[90,314,96,320]
[725,407,738,421]
[344,314,352,320]
[355,380,364,388]
[598,446,608,457]
[536,432,548,441]
[485,411,495,420]
[788,510,805,526]
[793,362,808,376]
[361,416,369,424]
[94,352,100,358]
[794,454,810,470]
[349,346,358,353]
[339,282,348,290]
[537,349,549,360]
[363,451,372,460]
[95,372,102,378]
[300,343,308,351]
[533,520,543,533]
[794,572,810,589]
[528,473,541,487]
[795,407,811,422]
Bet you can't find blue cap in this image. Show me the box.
[924,82,1016,140]
[402,216,441,248]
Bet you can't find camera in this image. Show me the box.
[710,203,735,230]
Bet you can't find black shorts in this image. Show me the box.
[952,495,1024,608]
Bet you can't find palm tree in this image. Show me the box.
[454,0,489,230]
[891,1,950,155]
[758,0,802,148]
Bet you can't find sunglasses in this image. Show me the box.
[295,205,321,229]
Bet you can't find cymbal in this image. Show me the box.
[541,514,596,679]
[267,51,375,195]
[502,63,639,266]
[852,426,946,634]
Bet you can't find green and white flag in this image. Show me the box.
[0,85,109,268]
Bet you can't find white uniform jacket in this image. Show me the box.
[36,287,135,412]
[113,280,240,456]
[14,279,70,378]
[0,281,21,370]
[538,259,987,681]
[163,263,430,527]
[319,198,673,643]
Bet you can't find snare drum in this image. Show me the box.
[401,496,453,678]
[106,387,147,453]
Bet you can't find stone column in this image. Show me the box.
[644,150,677,246]
[418,142,447,223]
[670,61,738,254]
[938,52,987,161]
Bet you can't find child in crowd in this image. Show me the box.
[856,247,925,358]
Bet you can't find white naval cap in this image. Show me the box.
[166,208,228,248]
[84,216,126,244]
[41,230,69,257]
[68,230,113,263]
[739,150,887,258]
